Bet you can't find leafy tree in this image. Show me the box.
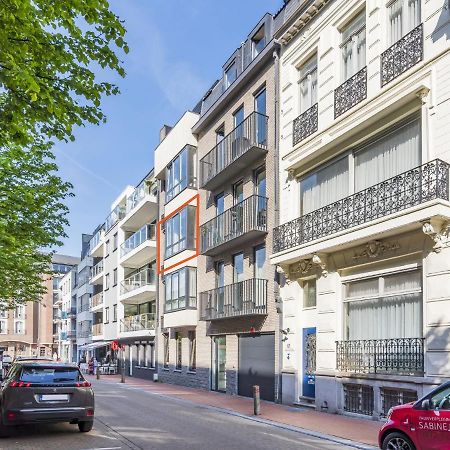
[0,0,127,305]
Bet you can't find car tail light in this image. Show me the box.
[6,411,17,420]
[86,409,94,417]
[76,381,91,388]
[10,381,31,388]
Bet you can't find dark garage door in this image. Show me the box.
[238,333,275,401]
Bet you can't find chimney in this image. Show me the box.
[159,125,172,143]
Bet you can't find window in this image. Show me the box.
[233,253,244,283]
[299,55,318,113]
[341,11,366,81]
[0,320,7,334]
[163,333,169,368]
[113,304,117,322]
[252,25,266,58]
[254,167,267,219]
[39,347,45,357]
[105,240,110,257]
[388,0,421,45]
[429,385,450,410]
[113,268,117,286]
[14,305,25,319]
[225,61,237,88]
[344,269,422,340]
[164,267,196,312]
[104,307,110,324]
[233,181,244,205]
[105,273,110,290]
[254,89,267,145]
[233,106,244,128]
[175,332,182,370]
[188,331,196,372]
[254,245,266,279]
[113,233,118,251]
[0,310,7,319]
[344,384,374,416]
[302,279,317,308]
[14,320,24,334]
[165,145,196,202]
[165,206,196,259]
[215,193,225,215]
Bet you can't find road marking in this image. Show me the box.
[83,447,123,450]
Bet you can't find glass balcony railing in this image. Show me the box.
[92,323,103,336]
[89,228,103,250]
[120,224,156,257]
[120,313,156,333]
[126,180,157,214]
[91,292,104,309]
[105,204,126,232]
[120,269,155,295]
[90,260,104,280]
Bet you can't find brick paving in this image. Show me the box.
[89,374,380,447]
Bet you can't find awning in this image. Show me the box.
[78,341,111,351]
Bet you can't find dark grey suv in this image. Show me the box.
[0,360,94,436]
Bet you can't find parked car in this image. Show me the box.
[379,381,450,450]
[0,360,94,436]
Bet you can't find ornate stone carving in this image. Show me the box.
[290,254,328,278]
[312,253,328,277]
[422,220,450,253]
[352,240,400,260]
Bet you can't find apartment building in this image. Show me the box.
[271,0,450,418]
[76,234,93,362]
[193,13,280,402]
[154,111,201,387]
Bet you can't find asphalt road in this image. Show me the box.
[0,379,364,450]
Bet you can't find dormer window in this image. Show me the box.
[224,61,237,89]
[252,25,266,58]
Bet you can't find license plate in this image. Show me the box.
[40,394,69,401]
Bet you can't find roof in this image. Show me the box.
[14,360,78,368]
[51,254,80,266]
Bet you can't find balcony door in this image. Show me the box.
[216,261,225,317]
[254,245,265,311]
[215,192,225,245]
[233,253,244,313]
[388,0,421,45]
[255,167,267,228]
[254,88,267,146]
[232,106,245,160]
[216,126,225,175]
[232,181,244,237]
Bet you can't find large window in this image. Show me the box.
[188,330,196,372]
[0,320,7,334]
[252,25,266,58]
[164,267,197,312]
[388,0,421,45]
[302,279,317,308]
[166,145,196,203]
[344,269,422,340]
[341,11,366,81]
[299,55,318,113]
[165,206,196,259]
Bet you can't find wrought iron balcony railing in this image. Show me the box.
[120,269,156,295]
[381,24,423,87]
[92,323,103,336]
[334,67,367,119]
[91,292,104,309]
[120,224,156,257]
[199,112,269,189]
[90,260,104,279]
[200,278,268,321]
[273,159,450,254]
[336,338,425,375]
[120,313,156,333]
[201,195,268,255]
[293,103,318,146]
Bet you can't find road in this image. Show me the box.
[0,379,366,450]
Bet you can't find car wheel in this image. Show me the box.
[382,432,416,450]
[78,420,93,433]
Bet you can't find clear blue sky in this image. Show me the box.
[55,0,282,257]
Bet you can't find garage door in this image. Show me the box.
[238,333,275,402]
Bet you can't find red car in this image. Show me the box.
[379,381,450,450]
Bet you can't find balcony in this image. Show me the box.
[119,269,156,305]
[200,278,267,321]
[120,224,157,268]
[273,159,450,255]
[293,103,318,146]
[201,195,268,256]
[90,260,104,285]
[381,24,423,87]
[336,338,424,376]
[105,204,126,233]
[119,313,156,338]
[59,331,67,341]
[67,330,76,339]
[91,292,104,311]
[89,229,104,257]
[92,323,103,337]
[121,180,157,230]
[199,112,269,190]
[78,330,92,339]
[334,67,367,119]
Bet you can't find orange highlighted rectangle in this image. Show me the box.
[156,193,200,275]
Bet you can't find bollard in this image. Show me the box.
[253,385,261,415]
[121,364,125,383]
[96,368,100,380]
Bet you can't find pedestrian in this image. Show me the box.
[88,357,94,375]
[93,357,99,375]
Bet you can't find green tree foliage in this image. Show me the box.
[0,0,127,305]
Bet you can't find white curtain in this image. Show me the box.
[389,0,403,44]
[389,0,421,45]
[341,12,366,80]
[300,156,349,214]
[354,118,420,191]
[299,56,317,112]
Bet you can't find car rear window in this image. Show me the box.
[19,367,83,384]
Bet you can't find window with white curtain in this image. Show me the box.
[388,0,421,45]
[341,11,366,81]
[299,55,318,113]
[344,269,422,340]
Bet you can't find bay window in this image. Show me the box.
[165,205,196,259]
[341,11,366,81]
[388,0,421,45]
[165,145,196,203]
[164,267,197,312]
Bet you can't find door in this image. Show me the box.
[254,167,267,228]
[216,261,225,317]
[302,327,316,399]
[232,106,245,159]
[238,333,275,401]
[233,253,244,313]
[215,192,225,244]
[212,336,226,392]
[254,88,267,145]
[232,181,244,236]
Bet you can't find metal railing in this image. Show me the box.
[199,112,269,188]
[89,228,103,251]
[120,313,156,333]
[380,388,418,418]
[334,66,367,119]
[381,24,423,87]
[92,323,103,336]
[91,292,104,309]
[120,269,156,295]
[201,195,268,254]
[273,159,450,253]
[90,260,104,279]
[336,338,425,375]
[120,224,156,257]
[200,278,268,321]
[293,103,318,146]
[78,330,92,339]
[344,384,374,416]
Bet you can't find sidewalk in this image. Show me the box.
[88,374,380,448]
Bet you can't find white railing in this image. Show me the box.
[120,313,156,333]
[90,260,104,279]
[120,224,156,257]
[120,269,155,295]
